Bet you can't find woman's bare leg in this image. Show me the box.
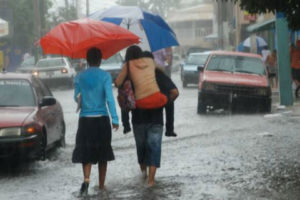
[140,164,147,179]
[82,163,92,183]
[148,166,157,187]
[98,162,107,189]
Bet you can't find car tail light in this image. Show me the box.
[32,70,39,77]
[61,68,68,74]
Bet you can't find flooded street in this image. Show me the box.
[1,72,300,200]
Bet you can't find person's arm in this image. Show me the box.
[114,63,128,88]
[104,74,119,129]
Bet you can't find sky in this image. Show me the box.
[52,0,118,16]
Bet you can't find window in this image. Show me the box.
[32,77,52,97]
[186,54,209,65]
[207,55,266,75]
[36,58,66,68]
[0,79,35,107]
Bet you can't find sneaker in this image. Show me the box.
[80,182,89,196]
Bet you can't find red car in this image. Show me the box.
[197,51,272,114]
[0,72,65,161]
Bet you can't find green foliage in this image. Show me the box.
[8,0,35,49]
[8,0,53,49]
[116,0,180,17]
[50,5,78,25]
[221,0,300,30]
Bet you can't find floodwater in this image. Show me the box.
[0,73,300,200]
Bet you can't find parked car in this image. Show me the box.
[71,58,87,73]
[17,57,76,88]
[100,53,123,80]
[181,52,210,87]
[186,46,211,56]
[0,73,65,161]
[197,51,272,114]
[20,56,35,68]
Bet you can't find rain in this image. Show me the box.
[1,0,300,200]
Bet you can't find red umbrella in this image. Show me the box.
[39,18,140,59]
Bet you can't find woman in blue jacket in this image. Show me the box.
[72,47,119,196]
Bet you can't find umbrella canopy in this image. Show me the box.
[39,18,140,59]
[89,5,179,52]
[243,36,267,48]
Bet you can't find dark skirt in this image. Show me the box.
[72,116,115,164]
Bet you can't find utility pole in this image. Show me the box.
[86,0,89,16]
[276,12,293,106]
[33,0,41,62]
[217,1,224,49]
[65,0,69,20]
[235,4,241,48]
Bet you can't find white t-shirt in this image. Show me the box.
[261,50,271,62]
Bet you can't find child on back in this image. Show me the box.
[115,45,167,109]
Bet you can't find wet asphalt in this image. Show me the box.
[0,72,300,200]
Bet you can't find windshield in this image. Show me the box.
[206,55,266,75]
[186,54,209,65]
[102,54,122,65]
[36,58,66,68]
[20,57,35,68]
[0,79,35,107]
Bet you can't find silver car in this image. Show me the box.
[100,54,123,81]
[17,57,76,88]
[181,52,210,87]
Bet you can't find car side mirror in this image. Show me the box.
[39,96,56,107]
[197,65,204,72]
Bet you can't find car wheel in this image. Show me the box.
[295,86,300,98]
[39,131,47,161]
[197,98,207,114]
[57,121,66,148]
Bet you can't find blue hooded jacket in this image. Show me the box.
[74,67,119,125]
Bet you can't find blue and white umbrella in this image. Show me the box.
[242,36,268,48]
[89,6,179,52]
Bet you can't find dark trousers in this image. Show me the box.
[121,109,130,129]
[165,101,174,133]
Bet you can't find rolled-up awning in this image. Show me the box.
[247,18,275,33]
[0,18,9,37]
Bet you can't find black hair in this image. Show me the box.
[142,51,154,59]
[125,45,143,62]
[86,47,102,67]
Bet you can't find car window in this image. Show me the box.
[235,57,266,75]
[20,57,35,68]
[35,78,53,96]
[206,55,266,75]
[186,54,209,65]
[206,55,235,72]
[0,79,35,107]
[31,78,44,100]
[36,58,66,68]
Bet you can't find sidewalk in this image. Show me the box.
[272,89,300,116]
